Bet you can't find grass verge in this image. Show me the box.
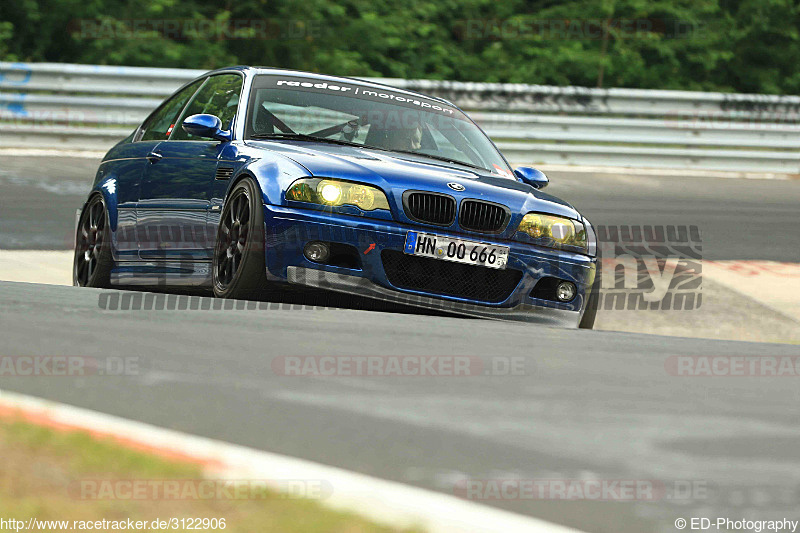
[0,416,421,532]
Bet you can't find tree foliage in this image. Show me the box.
[1,0,798,94]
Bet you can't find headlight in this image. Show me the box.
[286,178,390,211]
[517,213,588,253]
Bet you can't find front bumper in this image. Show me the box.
[263,204,596,328]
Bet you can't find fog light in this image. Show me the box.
[556,281,577,302]
[304,242,330,263]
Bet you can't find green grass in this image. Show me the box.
[0,417,422,533]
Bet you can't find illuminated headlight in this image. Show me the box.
[320,183,342,203]
[286,178,390,211]
[517,213,588,253]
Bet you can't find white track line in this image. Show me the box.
[0,148,106,159]
[529,163,794,180]
[0,389,585,533]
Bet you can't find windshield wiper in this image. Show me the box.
[250,133,363,148]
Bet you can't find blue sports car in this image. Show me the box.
[74,67,598,328]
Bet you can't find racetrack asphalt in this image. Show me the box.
[1,281,798,533]
[2,154,799,531]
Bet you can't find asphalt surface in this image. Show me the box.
[1,281,799,533]
[0,155,798,261]
[1,154,799,532]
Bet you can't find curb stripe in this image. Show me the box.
[0,389,585,533]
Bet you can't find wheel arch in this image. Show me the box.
[77,178,121,261]
[86,178,120,232]
[234,154,310,207]
[222,170,261,206]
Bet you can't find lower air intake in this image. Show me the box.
[381,250,522,303]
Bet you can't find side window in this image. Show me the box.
[137,79,204,142]
[171,74,243,141]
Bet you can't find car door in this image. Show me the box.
[136,73,244,262]
[110,78,204,260]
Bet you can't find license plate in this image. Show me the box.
[403,231,509,269]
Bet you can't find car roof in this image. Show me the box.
[203,66,456,108]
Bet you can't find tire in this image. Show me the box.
[212,178,269,300]
[73,195,113,288]
[578,272,600,329]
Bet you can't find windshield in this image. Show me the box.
[246,75,512,176]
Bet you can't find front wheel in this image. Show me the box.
[73,195,113,288]
[578,274,599,329]
[212,178,269,300]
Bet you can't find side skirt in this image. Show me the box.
[110,260,212,288]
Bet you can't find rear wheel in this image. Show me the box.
[212,178,269,300]
[73,195,113,288]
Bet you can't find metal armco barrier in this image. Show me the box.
[1,62,799,172]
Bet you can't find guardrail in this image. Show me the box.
[2,62,799,173]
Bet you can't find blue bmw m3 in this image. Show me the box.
[74,66,598,328]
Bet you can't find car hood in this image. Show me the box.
[246,140,580,220]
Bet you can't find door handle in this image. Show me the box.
[146,151,163,163]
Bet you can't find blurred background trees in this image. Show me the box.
[1,0,798,93]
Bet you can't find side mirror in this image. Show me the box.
[514,167,549,189]
[181,114,232,142]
